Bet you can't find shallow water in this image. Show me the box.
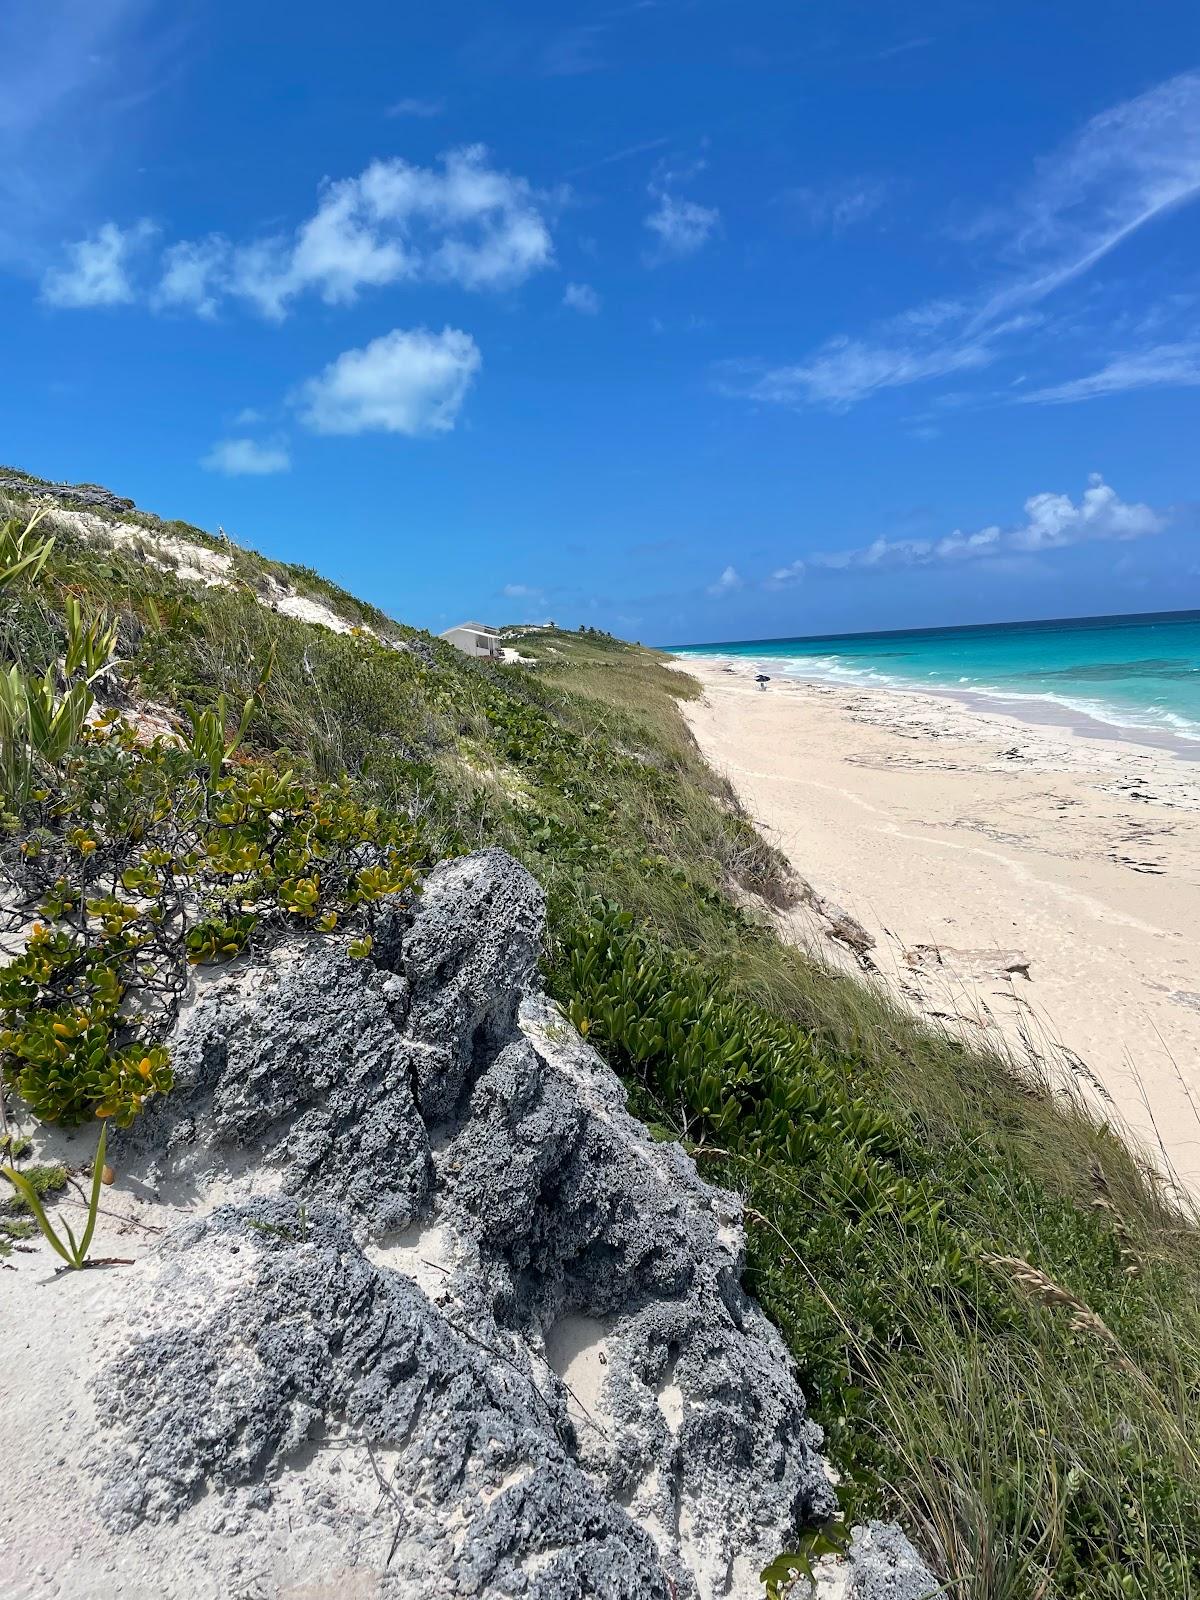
[673,610,1200,752]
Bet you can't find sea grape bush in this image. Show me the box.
[555,907,1200,1595]
[0,718,426,1127]
[558,906,953,1242]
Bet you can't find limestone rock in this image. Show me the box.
[1,849,932,1600]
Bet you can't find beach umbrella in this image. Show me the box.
[755,673,770,689]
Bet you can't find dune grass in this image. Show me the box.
[3,477,1200,1595]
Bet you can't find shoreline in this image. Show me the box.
[673,653,1200,1192]
[671,649,1200,763]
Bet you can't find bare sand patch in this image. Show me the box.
[675,655,1200,1191]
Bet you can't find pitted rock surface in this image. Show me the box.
[4,849,933,1599]
[95,1202,670,1599]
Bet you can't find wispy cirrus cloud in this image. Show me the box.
[775,476,1164,577]
[541,23,607,77]
[385,96,445,118]
[775,178,889,234]
[716,331,997,412]
[0,0,179,265]
[1018,342,1200,404]
[723,71,1200,413]
[44,146,556,321]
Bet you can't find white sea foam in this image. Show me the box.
[679,648,1200,748]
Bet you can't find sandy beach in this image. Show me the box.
[674,655,1200,1191]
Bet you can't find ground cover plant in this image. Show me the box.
[2,472,1200,1595]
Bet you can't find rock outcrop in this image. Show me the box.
[0,850,938,1600]
[0,475,135,513]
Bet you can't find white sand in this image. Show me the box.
[675,655,1200,1193]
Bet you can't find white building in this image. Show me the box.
[440,621,503,660]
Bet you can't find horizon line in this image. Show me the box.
[659,604,1200,653]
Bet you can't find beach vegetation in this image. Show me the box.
[1,1123,106,1269]
[2,472,1199,1593]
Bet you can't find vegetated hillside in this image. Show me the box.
[3,470,1200,1598]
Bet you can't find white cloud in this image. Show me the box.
[766,559,806,590]
[707,565,743,596]
[295,326,481,437]
[153,235,228,317]
[230,146,554,319]
[563,281,601,315]
[200,437,291,476]
[1010,475,1164,550]
[974,70,1200,329]
[0,1,176,267]
[644,191,719,262]
[797,476,1163,572]
[723,71,1200,412]
[385,96,445,118]
[719,334,995,412]
[47,146,554,321]
[41,218,155,307]
[1019,342,1200,404]
[777,179,888,233]
[503,582,544,599]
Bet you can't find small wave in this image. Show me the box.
[941,683,1200,744]
[678,647,1200,742]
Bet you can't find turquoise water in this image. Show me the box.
[672,611,1200,750]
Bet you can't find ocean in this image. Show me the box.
[671,610,1200,752]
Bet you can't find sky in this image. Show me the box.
[1,1,1199,646]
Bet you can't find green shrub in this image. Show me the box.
[551,907,1200,1596]
[0,719,427,1126]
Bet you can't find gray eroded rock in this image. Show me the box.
[95,1201,670,1599]
[0,475,136,513]
[839,1522,942,1599]
[4,848,931,1599]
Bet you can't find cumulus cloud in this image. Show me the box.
[644,190,719,262]
[707,565,743,596]
[563,281,601,315]
[232,146,553,318]
[503,582,543,599]
[153,236,228,318]
[794,475,1164,573]
[295,326,481,436]
[1010,475,1164,550]
[48,147,553,322]
[41,219,155,307]
[200,437,291,476]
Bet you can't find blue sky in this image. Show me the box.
[2,0,1199,645]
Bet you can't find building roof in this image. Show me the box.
[441,621,500,636]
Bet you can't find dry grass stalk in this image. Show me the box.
[981,1254,1141,1380]
[1088,1157,1143,1277]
